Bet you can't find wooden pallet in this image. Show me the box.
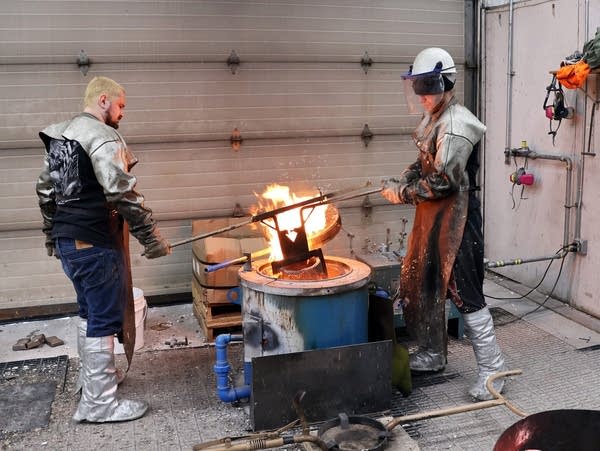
[193,302,242,342]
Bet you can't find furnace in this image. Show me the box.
[205,185,392,431]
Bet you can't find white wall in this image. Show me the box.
[482,0,600,317]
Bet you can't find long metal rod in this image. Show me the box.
[169,218,254,249]
[168,186,382,250]
[192,434,328,451]
[384,370,525,432]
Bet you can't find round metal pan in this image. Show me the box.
[318,413,389,451]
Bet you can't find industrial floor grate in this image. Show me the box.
[490,306,521,326]
[0,354,69,387]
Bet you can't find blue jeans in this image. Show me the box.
[55,238,127,337]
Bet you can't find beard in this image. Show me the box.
[105,112,121,129]
[106,118,120,129]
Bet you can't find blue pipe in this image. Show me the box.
[213,333,251,402]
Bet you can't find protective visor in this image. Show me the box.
[402,71,445,114]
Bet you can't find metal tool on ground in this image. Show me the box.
[192,370,525,451]
[384,370,526,432]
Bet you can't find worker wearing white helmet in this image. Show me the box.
[381,47,507,401]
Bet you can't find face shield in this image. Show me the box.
[402,71,445,114]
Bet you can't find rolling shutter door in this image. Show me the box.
[0,0,465,311]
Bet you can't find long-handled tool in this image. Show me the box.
[191,370,526,451]
[153,185,383,256]
[384,369,526,432]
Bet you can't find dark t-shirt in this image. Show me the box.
[47,138,116,248]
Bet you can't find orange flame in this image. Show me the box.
[253,184,327,261]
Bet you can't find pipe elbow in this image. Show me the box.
[217,385,251,403]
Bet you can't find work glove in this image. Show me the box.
[381,178,403,204]
[143,234,172,259]
[45,237,59,259]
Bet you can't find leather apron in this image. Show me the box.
[399,99,469,358]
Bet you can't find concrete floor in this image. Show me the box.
[1,275,600,450]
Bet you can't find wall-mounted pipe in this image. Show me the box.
[489,146,576,269]
[504,146,574,248]
[485,251,567,269]
[213,333,250,402]
[504,0,515,162]
[574,0,594,243]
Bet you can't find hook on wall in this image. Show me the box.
[77,50,90,76]
[230,127,243,151]
[227,50,240,74]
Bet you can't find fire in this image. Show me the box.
[253,184,328,261]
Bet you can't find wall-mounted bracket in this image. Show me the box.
[361,123,373,147]
[573,239,588,255]
[227,50,240,74]
[230,127,243,151]
[360,51,373,74]
[361,195,373,225]
[77,49,90,76]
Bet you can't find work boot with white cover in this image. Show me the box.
[73,335,147,423]
[74,320,124,395]
[462,306,506,401]
[409,349,446,372]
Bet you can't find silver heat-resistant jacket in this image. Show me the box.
[398,99,486,203]
[36,113,161,249]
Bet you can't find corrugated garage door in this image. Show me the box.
[0,0,466,313]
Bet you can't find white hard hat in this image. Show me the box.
[409,47,456,76]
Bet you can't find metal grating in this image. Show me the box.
[0,355,69,390]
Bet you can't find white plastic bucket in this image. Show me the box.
[132,287,147,350]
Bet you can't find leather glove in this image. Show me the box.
[143,235,172,259]
[45,237,59,259]
[381,178,403,204]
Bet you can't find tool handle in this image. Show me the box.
[205,255,249,273]
[141,218,254,255]
[204,247,270,273]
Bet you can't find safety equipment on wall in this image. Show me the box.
[402,47,456,114]
[556,60,591,89]
[543,75,574,145]
[509,167,534,186]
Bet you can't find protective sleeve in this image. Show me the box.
[400,133,473,204]
[35,157,57,252]
[88,140,163,248]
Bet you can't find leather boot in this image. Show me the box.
[74,321,124,395]
[462,306,506,401]
[73,335,147,423]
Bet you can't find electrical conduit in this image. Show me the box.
[213,334,250,402]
